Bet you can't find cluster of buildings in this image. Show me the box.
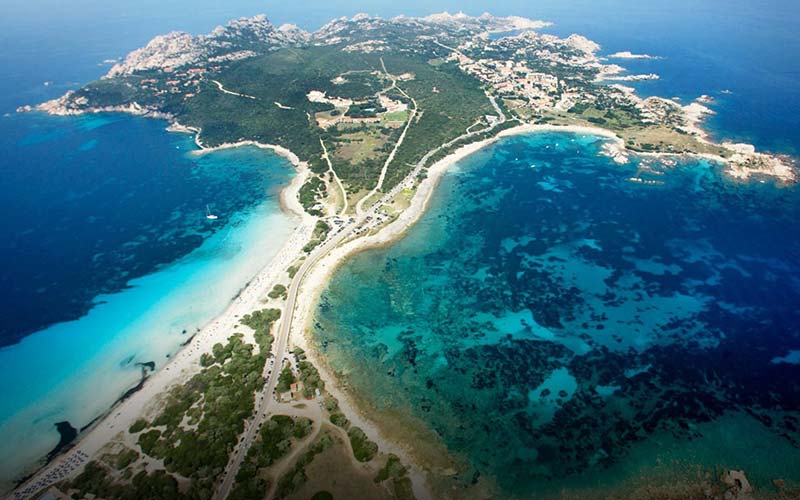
[448,40,584,114]
[447,49,571,111]
[438,32,656,118]
[137,65,222,101]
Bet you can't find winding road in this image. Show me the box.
[355,57,419,216]
[319,138,349,216]
[214,80,507,500]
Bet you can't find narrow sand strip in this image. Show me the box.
[10,142,313,500]
[12,122,794,499]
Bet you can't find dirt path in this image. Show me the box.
[319,138,349,216]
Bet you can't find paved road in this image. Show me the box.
[214,222,356,499]
[214,90,507,500]
[355,58,419,216]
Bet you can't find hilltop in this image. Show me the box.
[32,12,794,219]
[12,11,799,500]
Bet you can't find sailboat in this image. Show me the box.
[206,204,219,220]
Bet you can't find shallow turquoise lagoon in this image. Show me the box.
[314,131,800,495]
[0,113,296,486]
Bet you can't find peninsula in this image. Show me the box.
[13,10,797,500]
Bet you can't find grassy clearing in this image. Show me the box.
[332,128,389,165]
[381,110,410,124]
[284,429,393,500]
[380,56,493,189]
[230,415,314,500]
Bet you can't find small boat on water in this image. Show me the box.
[206,204,219,220]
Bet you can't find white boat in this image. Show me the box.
[206,204,219,220]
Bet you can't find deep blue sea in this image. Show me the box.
[0,0,305,487]
[0,112,297,485]
[0,113,292,345]
[0,0,798,492]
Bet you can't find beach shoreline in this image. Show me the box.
[284,126,574,497]
[277,121,798,498]
[7,120,534,499]
[6,6,797,497]
[288,135,503,500]
[10,118,796,499]
[8,126,314,500]
[31,91,797,185]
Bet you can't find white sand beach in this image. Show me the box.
[12,120,795,500]
[273,120,797,498]
[10,142,314,500]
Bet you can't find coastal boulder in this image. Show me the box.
[722,470,754,500]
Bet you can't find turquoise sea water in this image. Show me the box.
[0,0,797,493]
[0,112,295,486]
[313,133,800,495]
[0,113,293,344]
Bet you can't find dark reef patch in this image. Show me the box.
[313,133,800,494]
[45,421,77,463]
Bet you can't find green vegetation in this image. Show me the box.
[347,426,378,462]
[543,108,727,157]
[382,110,410,123]
[302,212,332,254]
[393,475,416,500]
[267,284,287,299]
[293,418,313,439]
[294,350,324,397]
[64,14,738,221]
[126,335,266,498]
[297,363,323,397]
[173,46,386,173]
[70,37,492,209]
[567,102,643,131]
[230,415,314,500]
[277,365,297,393]
[128,419,148,434]
[310,491,334,500]
[374,453,415,500]
[314,220,331,240]
[65,461,186,500]
[298,176,327,216]
[137,429,161,456]
[200,352,215,367]
[423,119,516,168]
[375,453,406,482]
[287,265,299,278]
[347,98,386,118]
[327,121,402,192]
[275,433,334,498]
[380,56,493,189]
[303,239,321,253]
[329,412,349,428]
[111,448,140,471]
[240,308,281,354]
[331,71,387,99]
[324,397,349,428]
